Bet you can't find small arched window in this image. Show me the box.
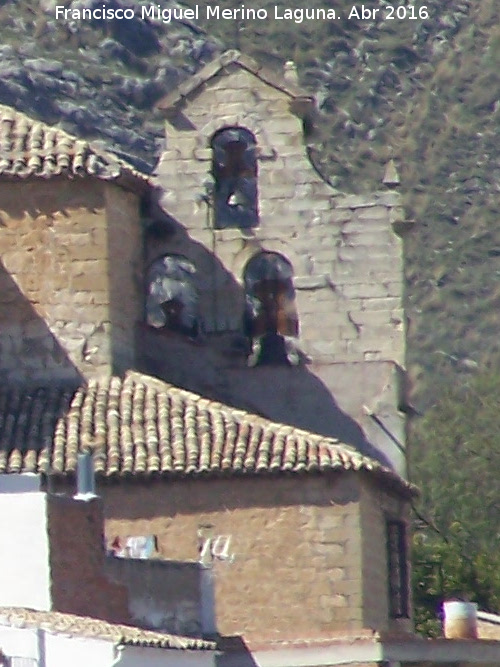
[146,255,199,337]
[211,127,258,229]
[244,252,299,366]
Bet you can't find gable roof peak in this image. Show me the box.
[157,49,314,114]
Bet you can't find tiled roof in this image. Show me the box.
[0,104,150,191]
[0,372,416,497]
[0,607,216,650]
[157,49,314,112]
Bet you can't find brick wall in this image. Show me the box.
[0,178,141,382]
[47,494,130,624]
[92,472,409,641]
[150,63,409,474]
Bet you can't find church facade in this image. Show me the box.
[0,50,425,655]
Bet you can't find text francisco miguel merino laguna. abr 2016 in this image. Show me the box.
[55,4,341,24]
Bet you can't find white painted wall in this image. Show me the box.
[0,492,51,610]
[0,626,39,660]
[45,633,115,667]
[0,625,216,667]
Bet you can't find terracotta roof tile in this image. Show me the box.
[0,372,416,497]
[0,104,150,191]
[0,607,215,650]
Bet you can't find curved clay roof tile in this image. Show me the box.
[0,371,417,498]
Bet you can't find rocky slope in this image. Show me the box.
[2,0,500,407]
[0,0,221,171]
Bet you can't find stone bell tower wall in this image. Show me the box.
[152,62,409,475]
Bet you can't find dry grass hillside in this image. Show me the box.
[1,0,499,407]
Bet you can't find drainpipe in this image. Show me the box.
[37,628,46,667]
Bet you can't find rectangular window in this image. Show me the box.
[386,519,409,618]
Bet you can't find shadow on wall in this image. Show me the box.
[101,472,362,521]
[216,639,260,667]
[0,260,85,471]
[0,259,83,385]
[224,366,389,466]
[137,209,389,466]
[105,557,203,636]
[0,178,141,380]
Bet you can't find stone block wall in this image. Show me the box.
[155,65,405,365]
[359,479,412,634]
[104,184,143,374]
[150,63,409,474]
[96,472,408,642]
[0,178,142,383]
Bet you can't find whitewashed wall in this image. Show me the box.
[0,626,39,661]
[0,625,216,667]
[44,634,114,667]
[0,492,51,610]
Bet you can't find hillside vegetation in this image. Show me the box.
[410,367,500,634]
[1,0,500,406]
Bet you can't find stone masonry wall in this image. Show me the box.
[95,473,403,642]
[47,495,130,624]
[104,184,143,374]
[0,178,141,383]
[360,480,412,634]
[151,64,409,474]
